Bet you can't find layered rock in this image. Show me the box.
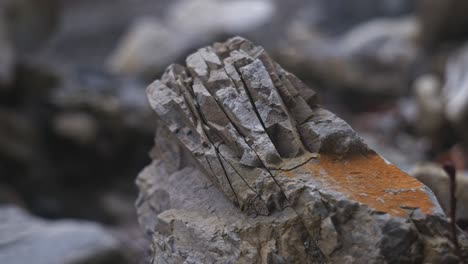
[137,37,468,263]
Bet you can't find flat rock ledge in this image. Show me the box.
[136,37,468,263]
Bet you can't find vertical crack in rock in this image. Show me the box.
[139,37,468,263]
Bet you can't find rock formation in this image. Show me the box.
[136,37,468,263]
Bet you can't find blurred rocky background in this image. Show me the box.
[2,0,468,263]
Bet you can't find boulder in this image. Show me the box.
[0,206,125,264]
[137,37,468,263]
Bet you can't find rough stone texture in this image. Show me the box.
[0,206,125,264]
[137,37,468,263]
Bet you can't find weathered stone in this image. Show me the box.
[358,131,426,173]
[0,206,125,264]
[137,37,468,263]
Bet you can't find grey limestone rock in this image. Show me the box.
[137,37,468,263]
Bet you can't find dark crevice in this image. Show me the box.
[234,60,328,263]
[184,51,327,262]
[274,155,317,172]
[218,152,269,216]
[233,65,279,156]
[178,77,241,207]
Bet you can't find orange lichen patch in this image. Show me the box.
[283,154,437,217]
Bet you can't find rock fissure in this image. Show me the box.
[138,37,468,263]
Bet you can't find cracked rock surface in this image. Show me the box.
[137,37,468,263]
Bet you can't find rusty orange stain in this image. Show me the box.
[282,154,436,217]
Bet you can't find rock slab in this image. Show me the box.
[137,37,468,263]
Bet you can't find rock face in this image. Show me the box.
[137,37,468,263]
[0,206,125,264]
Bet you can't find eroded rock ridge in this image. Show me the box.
[137,37,468,263]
